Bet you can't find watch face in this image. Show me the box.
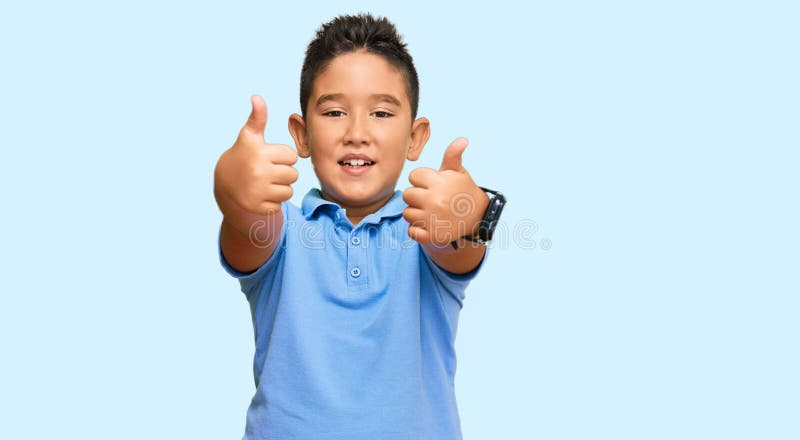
[481,192,506,241]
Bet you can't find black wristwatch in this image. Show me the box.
[451,187,507,249]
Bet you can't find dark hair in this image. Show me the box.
[300,13,419,119]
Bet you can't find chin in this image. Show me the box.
[342,190,384,206]
[325,184,393,208]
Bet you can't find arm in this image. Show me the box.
[217,198,284,274]
[214,95,298,273]
[420,234,487,275]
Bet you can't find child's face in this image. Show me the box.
[290,51,429,213]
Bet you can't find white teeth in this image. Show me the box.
[341,159,373,166]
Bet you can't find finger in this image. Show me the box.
[408,167,437,189]
[402,187,427,208]
[271,164,299,185]
[266,184,294,202]
[439,137,468,172]
[402,207,427,229]
[258,201,283,216]
[407,225,430,243]
[243,95,267,138]
[269,144,298,166]
[234,192,279,216]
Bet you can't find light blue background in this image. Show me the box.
[1,1,797,439]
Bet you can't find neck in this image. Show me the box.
[321,190,395,226]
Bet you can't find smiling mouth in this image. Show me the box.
[338,159,375,167]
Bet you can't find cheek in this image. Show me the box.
[378,122,408,138]
[310,151,335,173]
[376,126,412,148]
[308,121,339,143]
[387,152,409,170]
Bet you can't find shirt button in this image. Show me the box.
[350,267,361,278]
[351,236,361,246]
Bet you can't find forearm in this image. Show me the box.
[421,240,486,275]
[219,205,284,273]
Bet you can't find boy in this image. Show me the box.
[214,13,504,439]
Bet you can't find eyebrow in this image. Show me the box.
[315,93,402,107]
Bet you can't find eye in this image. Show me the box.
[372,111,393,118]
[323,110,345,117]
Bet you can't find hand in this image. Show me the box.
[214,95,299,216]
[402,138,488,247]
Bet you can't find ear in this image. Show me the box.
[406,117,430,161]
[288,113,311,158]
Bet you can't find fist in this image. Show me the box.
[214,95,299,216]
[402,138,488,247]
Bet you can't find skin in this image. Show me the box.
[215,50,488,275]
[288,51,428,225]
[214,96,297,273]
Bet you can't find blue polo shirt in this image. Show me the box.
[220,189,486,440]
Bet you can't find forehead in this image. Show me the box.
[311,51,409,105]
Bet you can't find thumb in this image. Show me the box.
[243,94,267,138]
[439,137,468,171]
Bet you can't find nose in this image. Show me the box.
[343,112,371,146]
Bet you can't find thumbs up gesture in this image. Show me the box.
[402,138,489,247]
[214,95,299,218]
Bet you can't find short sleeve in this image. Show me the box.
[419,245,490,306]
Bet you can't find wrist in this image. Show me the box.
[450,186,507,249]
[466,189,490,236]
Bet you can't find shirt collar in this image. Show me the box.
[301,188,405,223]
